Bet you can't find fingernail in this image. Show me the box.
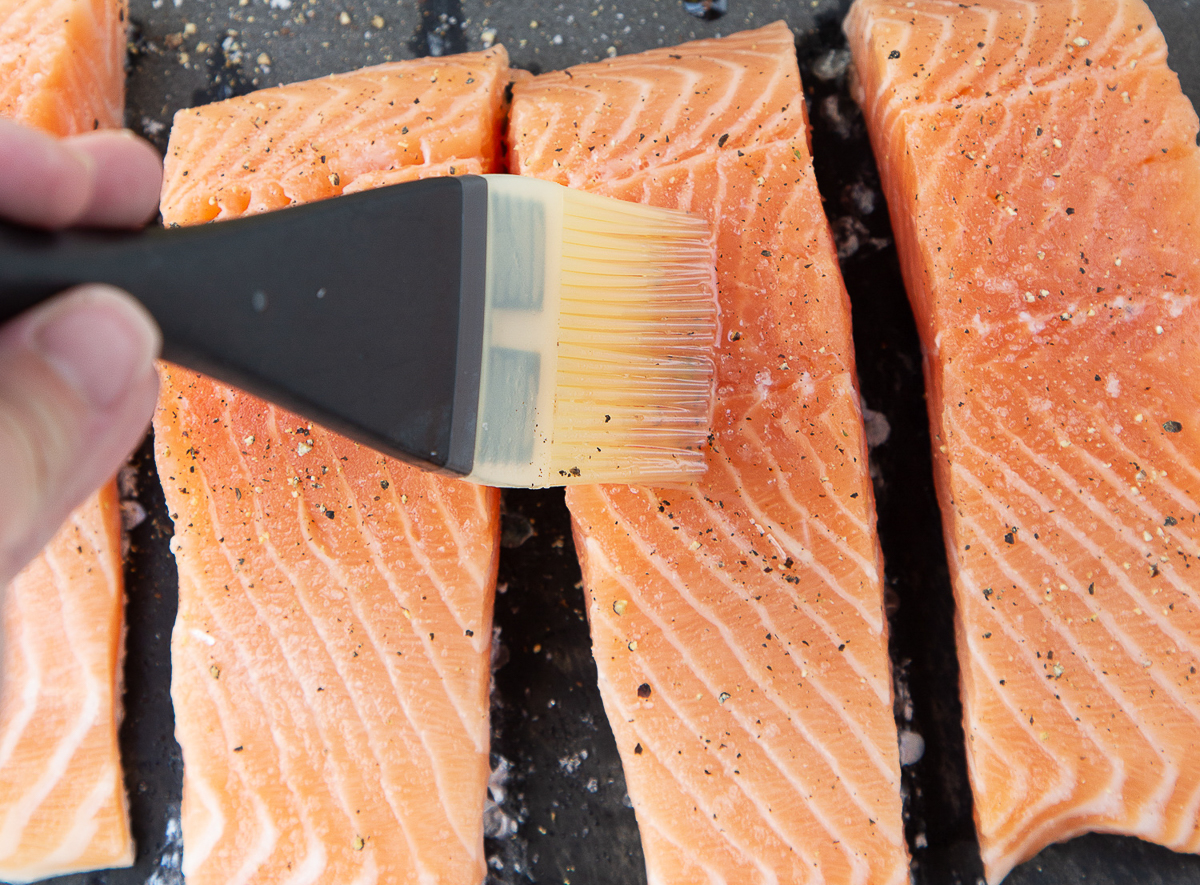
[33,286,161,409]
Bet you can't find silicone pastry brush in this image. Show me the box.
[0,174,718,487]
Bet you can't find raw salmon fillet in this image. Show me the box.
[0,3,133,880]
[846,0,1200,879]
[0,0,126,136]
[0,486,131,883]
[159,51,508,221]
[510,23,909,885]
[156,50,506,885]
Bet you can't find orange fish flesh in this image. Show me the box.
[156,49,508,885]
[0,1,134,878]
[846,0,1200,879]
[0,0,127,136]
[511,22,909,885]
[0,485,131,882]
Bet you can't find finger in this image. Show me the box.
[0,285,161,586]
[64,129,164,228]
[0,119,94,229]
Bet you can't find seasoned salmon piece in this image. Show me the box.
[0,0,127,136]
[846,0,1200,880]
[0,1,134,879]
[156,49,508,885]
[511,23,909,885]
[0,487,131,883]
[159,50,509,221]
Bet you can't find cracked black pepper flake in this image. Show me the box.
[1088,582,1095,595]
[1004,532,1015,544]
[888,49,900,59]
[717,132,729,147]
[1066,207,1075,215]
[1166,516,1178,527]
[1164,420,1183,433]
[634,743,643,755]
[380,479,389,489]
[325,510,335,519]
[637,683,652,698]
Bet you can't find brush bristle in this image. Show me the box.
[548,189,718,484]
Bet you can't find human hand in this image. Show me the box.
[0,119,163,586]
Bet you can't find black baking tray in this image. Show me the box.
[36,1,1200,883]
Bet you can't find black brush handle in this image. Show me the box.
[0,175,489,473]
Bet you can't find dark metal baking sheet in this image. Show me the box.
[34,1,1200,883]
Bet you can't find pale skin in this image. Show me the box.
[0,118,163,587]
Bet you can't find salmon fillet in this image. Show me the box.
[510,23,909,885]
[0,0,126,136]
[0,2,133,879]
[156,50,507,885]
[0,486,130,883]
[846,0,1200,880]
[159,51,508,222]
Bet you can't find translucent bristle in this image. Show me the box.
[547,189,718,484]
[471,176,718,487]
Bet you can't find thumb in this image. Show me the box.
[0,285,160,585]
